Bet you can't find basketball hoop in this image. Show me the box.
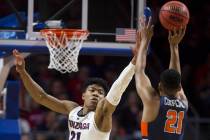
[40,29,89,73]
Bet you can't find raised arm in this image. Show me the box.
[168,27,186,73]
[135,17,156,104]
[168,27,188,103]
[95,53,136,132]
[13,50,78,115]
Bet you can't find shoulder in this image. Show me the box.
[146,95,160,107]
[68,106,85,120]
[142,90,160,106]
[177,88,188,108]
[65,103,80,115]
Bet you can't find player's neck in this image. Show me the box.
[159,91,165,96]
[82,107,91,115]
[160,91,177,98]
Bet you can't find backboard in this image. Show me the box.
[0,0,146,57]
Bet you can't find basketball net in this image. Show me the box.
[41,30,88,73]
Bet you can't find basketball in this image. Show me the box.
[159,1,190,30]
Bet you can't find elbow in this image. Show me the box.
[103,100,115,115]
[100,99,113,116]
[36,92,48,104]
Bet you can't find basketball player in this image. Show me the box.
[135,16,188,140]
[13,43,138,139]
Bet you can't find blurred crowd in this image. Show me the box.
[8,50,210,140]
[0,0,210,140]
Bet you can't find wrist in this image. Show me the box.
[131,56,136,65]
[170,45,179,51]
[140,41,150,52]
[18,69,27,75]
[141,39,150,45]
[170,43,178,48]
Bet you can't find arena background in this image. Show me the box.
[0,0,210,140]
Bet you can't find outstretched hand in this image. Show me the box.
[13,49,25,73]
[131,16,154,65]
[139,16,154,45]
[131,28,141,64]
[168,26,186,47]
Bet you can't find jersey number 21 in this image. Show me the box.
[70,131,81,140]
[164,109,184,134]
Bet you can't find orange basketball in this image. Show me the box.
[159,1,190,30]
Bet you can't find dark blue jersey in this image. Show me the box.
[141,96,188,140]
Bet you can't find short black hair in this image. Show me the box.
[160,69,181,90]
[81,78,109,95]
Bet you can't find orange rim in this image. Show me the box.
[40,29,89,39]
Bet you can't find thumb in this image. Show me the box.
[13,49,23,65]
[13,49,20,57]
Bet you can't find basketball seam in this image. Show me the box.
[164,1,186,8]
[160,9,189,19]
[163,14,180,27]
[163,1,189,15]
[160,12,180,29]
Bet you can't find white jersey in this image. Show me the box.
[68,106,110,140]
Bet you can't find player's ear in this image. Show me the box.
[82,92,86,100]
[177,84,182,92]
[158,82,162,91]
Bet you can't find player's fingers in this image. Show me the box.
[169,30,172,38]
[182,26,186,35]
[173,28,177,36]
[16,56,23,65]
[138,18,142,30]
[151,25,154,30]
[150,25,154,35]
[149,27,154,38]
[136,31,141,41]
[13,49,21,56]
[138,31,142,41]
[13,50,23,64]
[143,15,147,27]
[13,49,18,56]
[147,16,152,28]
[140,16,146,28]
[139,18,143,29]
[177,27,181,36]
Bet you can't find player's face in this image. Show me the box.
[82,84,105,111]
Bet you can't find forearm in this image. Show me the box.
[136,42,148,73]
[169,45,181,73]
[96,54,138,132]
[135,41,154,100]
[114,62,135,87]
[19,70,47,103]
[106,62,135,106]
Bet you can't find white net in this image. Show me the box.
[42,31,88,73]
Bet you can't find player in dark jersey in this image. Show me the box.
[135,16,188,140]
